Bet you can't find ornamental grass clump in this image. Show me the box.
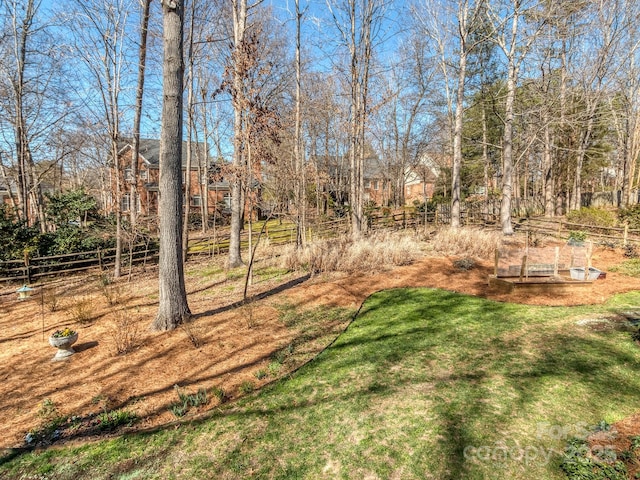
[431,227,501,258]
[280,232,422,274]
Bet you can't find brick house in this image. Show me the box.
[316,149,393,208]
[363,162,392,206]
[115,138,231,217]
[404,155,440,204]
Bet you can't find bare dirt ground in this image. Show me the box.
[1,240,640,452]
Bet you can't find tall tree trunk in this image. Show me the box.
[542,116,554,216]
[13,0,36,226]
[199,89,210,232]
[451,39,467,229]
[500,59,517,235]
[130,0,152,227]
[182,0,196,264]
[572,113,595,210]
[294,0,305,248]
[348,0,361,239]
[482,101,490,219]
[154,0,191,331]
[228,0,247,268]
[112,136,123,279]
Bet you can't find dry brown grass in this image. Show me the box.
[430,227,502,258]
[280,231,423,274]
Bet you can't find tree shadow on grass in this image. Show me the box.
[3,288,640,479]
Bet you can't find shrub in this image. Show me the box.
[69,296,93,324]
[609,259,640,277]
[95,409,137,432]
[0,204,39,262]
[453,257,475,271]
[559,422,630,480]
[412,198,438,214]
[25,399,68,445]
[566,207,617,228]
[568,230,587,243]
[267,361,282,376]
[180,320,205,348]
[169,385,209,418]
[43,287,62,312]
[98,274,123,306]
[618,205,640,229]
[110,307,141,355]
[560,436,627,480]
[211,386,226,404]
[624,243,639,258]
[239,381,255,394]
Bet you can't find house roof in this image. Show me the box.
[118,138,213,169]
[312,152,388,180]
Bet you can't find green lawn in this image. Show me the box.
[3,288,640,479]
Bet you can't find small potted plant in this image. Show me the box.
[568,230,587,246]
[49,328,79,361]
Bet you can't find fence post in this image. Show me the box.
[519,254,527,282]
[97,248,103,271]
[24,250,31,284]
[624,222,629,247]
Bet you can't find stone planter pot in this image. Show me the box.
[49,332,78,361]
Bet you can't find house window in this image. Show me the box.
[124,168,133,182]
[140,169,148,181]
[192,195,202,207]
[223,192,232,209]
[373,180,379,190]
[121,194,130,212]
[365,180,372,189]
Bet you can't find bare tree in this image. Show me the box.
[327,0,386,239]
[567,3,622,211]
[227,0,250,268]
[488,0,548,234]
[129,0,152,227]
[294,0,305,248]
[370,34,433,207]
[65,0,135,277]
[153,0,191,331]
[429,0,486,228]
[0,0,71,229]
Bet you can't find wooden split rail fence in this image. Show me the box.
[0,245,158,284]
[516,217,640,247]
[6,210,632,284]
